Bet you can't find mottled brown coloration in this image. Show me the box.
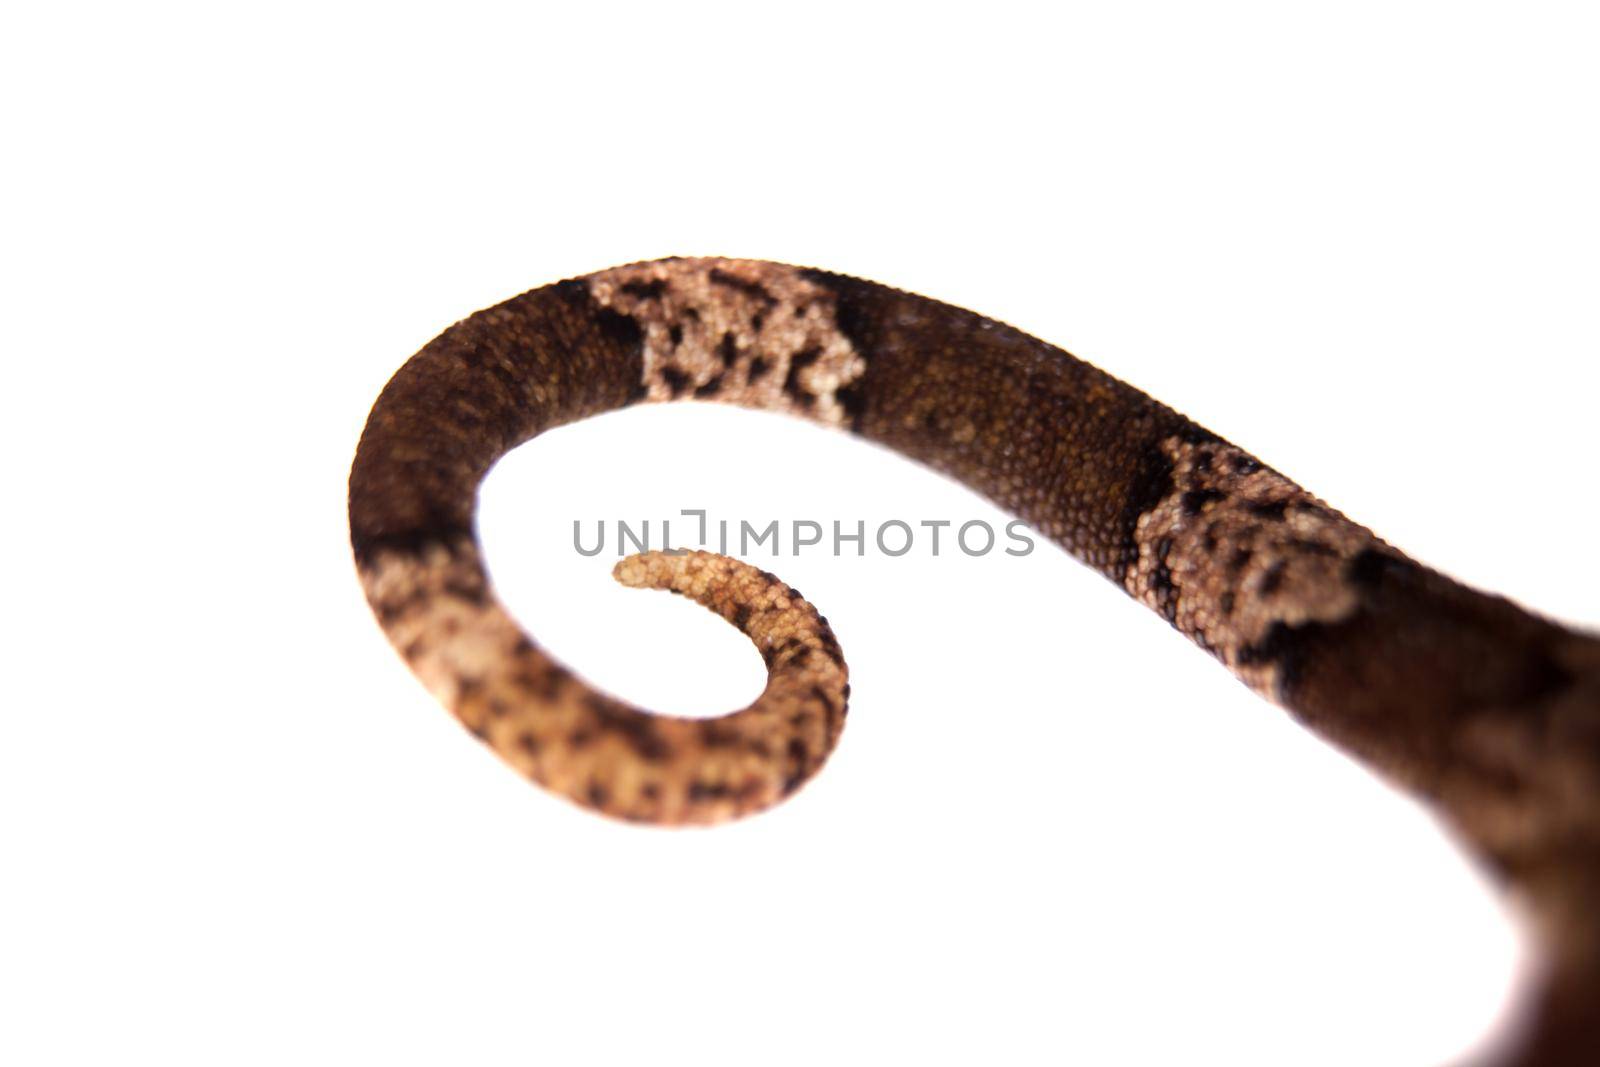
[1125,437,1387,696]
[350,257,1600,1065]
[361,541,845,824]
[589,259,864,423]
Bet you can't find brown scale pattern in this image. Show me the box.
[1124,436,1387,696]
[587,259,864,423]
[361,542,845,824]
[350,257,1600,1065]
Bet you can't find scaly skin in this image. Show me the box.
[349,258,1600,1065]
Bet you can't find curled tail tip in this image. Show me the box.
[612,549,715,588]
[610,552,650,588]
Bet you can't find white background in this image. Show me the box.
[4,3,1597,1065]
